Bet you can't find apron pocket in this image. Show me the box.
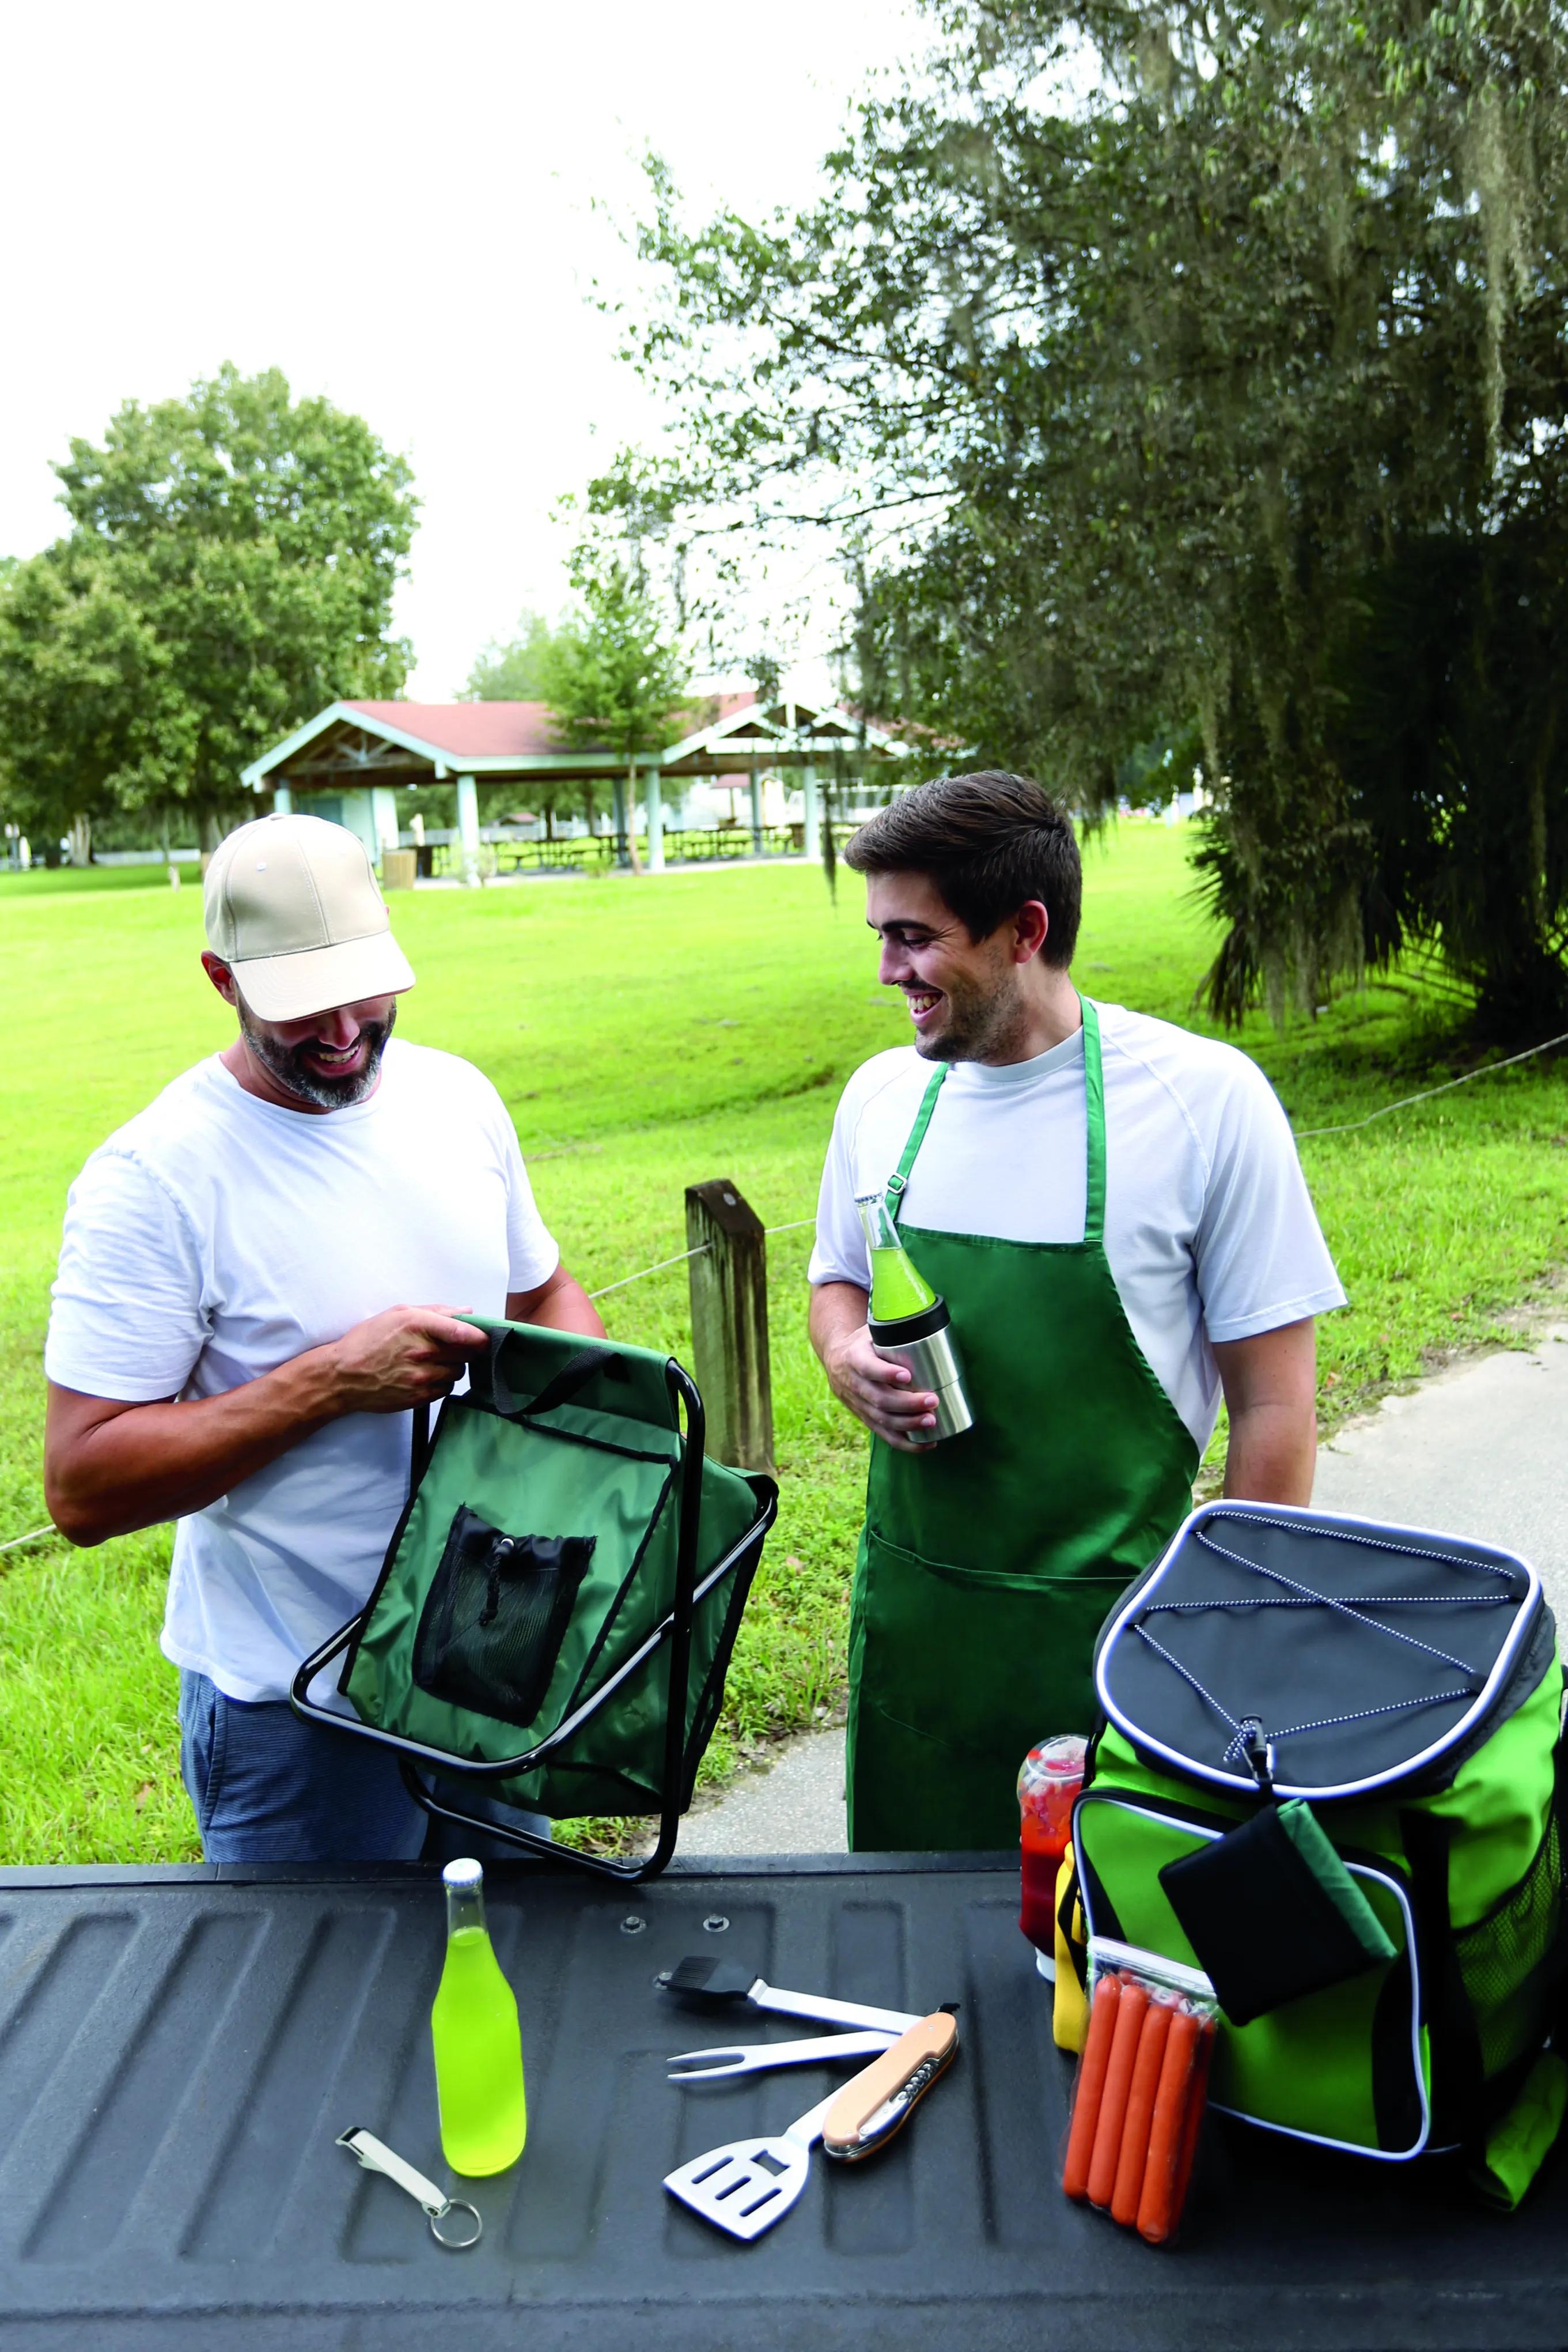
[858,1526,1128,1759]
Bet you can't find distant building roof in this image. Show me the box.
[240,690,902,793]
[343,701,569,759]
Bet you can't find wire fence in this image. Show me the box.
[0,1526,52,1557]
[582,1025,1568,1306]
[585,1216,816,1301]
[8,1038,1563,1556]
[1293,1026,1568,1139]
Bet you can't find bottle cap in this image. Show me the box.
[442,1857,484,1889]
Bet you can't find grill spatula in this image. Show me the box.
[663,2083,842,2241]
[664,2013,958,2241]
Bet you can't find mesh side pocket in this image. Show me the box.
[413,1505,596,1730]
[1454,1806,1563,2080]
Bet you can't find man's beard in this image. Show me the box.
[238,998,396,1109]
[916,965,1030,1063]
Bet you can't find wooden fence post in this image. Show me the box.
[685,1178,775,1471]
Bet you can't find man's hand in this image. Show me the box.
[324,1306,487,1413]
[46,1302,488,1546]
[810,1280,940,1450]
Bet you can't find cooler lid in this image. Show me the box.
[1095,1502,1543,1800]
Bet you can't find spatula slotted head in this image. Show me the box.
[663,2136,810,2240]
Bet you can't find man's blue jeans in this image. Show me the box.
[177,1670,548,1865]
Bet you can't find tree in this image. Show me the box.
[464,610,593,838]
[0,365,416,854]
[538,476,689,865]
[627,2,1568,1031]
[0,544,191,863]
[462,609,556,702]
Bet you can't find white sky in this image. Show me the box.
[1,0,927,699]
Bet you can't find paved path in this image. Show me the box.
[1312,1324,1568,1621]
[681,1327,1568,1858]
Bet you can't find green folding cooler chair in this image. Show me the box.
[290,1317,778,1881]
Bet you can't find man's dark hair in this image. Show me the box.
[843,771,1082,963]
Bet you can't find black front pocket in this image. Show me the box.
[413,1505,596,1729]
[1159,1801,1395,2025]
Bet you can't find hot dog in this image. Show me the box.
[1086,1976,1150,2209]
[1134,2001,1203,2244]
[1111,1995,1174,2226]
[1061,1974,1120,2201]
[1142,2009,1216,2245]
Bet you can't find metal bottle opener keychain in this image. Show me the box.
[336,2127,483,2249]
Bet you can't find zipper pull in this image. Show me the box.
[1239,1718,1277,1797]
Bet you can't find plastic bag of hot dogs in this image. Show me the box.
[1060,1938,1219,2245]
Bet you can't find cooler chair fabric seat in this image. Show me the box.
[291,1319,777,1882]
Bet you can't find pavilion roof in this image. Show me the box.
[240,691,903,792]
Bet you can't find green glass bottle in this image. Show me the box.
[430,1858,527,2175]
[858,1193,939,1321]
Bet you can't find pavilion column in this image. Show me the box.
[801,763,819,862]
[645,764,665,872]
[456,773,481,886]
[272,784,293,815]
[371,786,400,860]
[749,763,764,856]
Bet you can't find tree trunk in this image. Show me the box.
[68,814,93,868]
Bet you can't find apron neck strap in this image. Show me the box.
[885,1063,949,1223]
[1081,996,1107,1244]
[885,1000,1105,1241]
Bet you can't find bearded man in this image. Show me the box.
[44,811,603,1862]
[809,772,1345,1851]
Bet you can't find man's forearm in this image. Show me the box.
[1214,1318,1317,1506]
[46,1349,346,1545]
[1222,1400,1316,1504]
[809,1279,870,1367]
[506,1265,607,1340]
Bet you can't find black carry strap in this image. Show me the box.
[410,1402,433,1494]
[487,1334,631,1422]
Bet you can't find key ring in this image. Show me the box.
[428,2198,483,2251]
[337,2127,484,2251]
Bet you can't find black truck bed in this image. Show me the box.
[0,1852,1558,2350]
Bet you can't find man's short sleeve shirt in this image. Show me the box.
[809,999,1344,1453]
[46,1039,560,1701]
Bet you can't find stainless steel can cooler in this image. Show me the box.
[869,1311,975,1440]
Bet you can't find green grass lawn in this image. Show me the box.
[3,827,1566,1862]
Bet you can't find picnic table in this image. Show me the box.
[0,1850,1560,2350]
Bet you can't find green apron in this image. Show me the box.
[846,998,1200,1852]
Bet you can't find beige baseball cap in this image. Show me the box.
[204,812,416,1022]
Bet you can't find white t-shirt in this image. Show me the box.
[46,1039,560,1703]
[809,1001,1344,1453]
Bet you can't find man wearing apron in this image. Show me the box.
[809,773,1345,1851]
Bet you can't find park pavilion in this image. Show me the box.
[240,694,907,882]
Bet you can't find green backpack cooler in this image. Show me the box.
[1070,1501,1567,2205]
[291,1319,777,1882]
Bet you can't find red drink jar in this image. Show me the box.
[1018,1735,1088,1960]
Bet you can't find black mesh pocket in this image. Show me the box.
[413,1506,596,1729]
[1453,1808,1563,2080]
